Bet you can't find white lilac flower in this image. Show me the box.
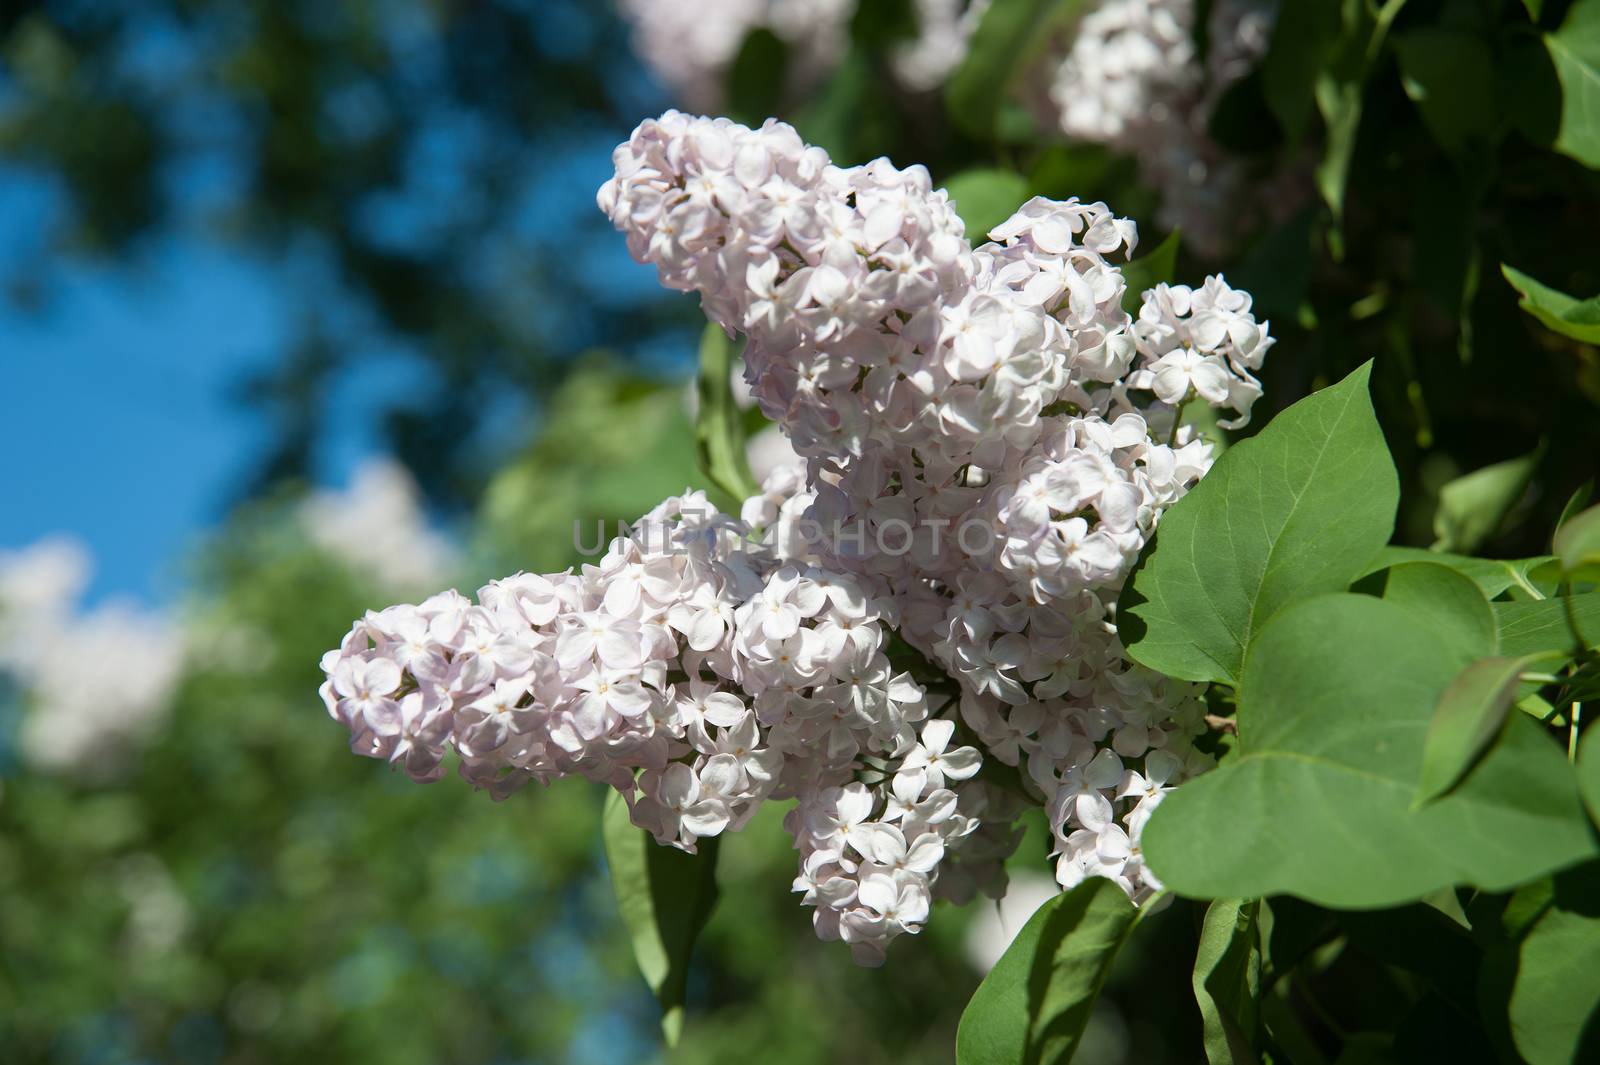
[321,112,1274,966]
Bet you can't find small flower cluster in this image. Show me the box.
[324,112,1273,965]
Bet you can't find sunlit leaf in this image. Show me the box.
[1502,263,1600,344]
[1143,593,1595,906]
[956,877,1137,1065]
[1544,0,1600,170]
[602,790,720,1045]
[1121,363,1397,686]
[943,167,1030,239]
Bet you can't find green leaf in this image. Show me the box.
[1025,878,1141,1065]
[1359,546,1549,600]
[1479,864,1600,1065]
[1580,728,1600,827]
[946,0,1087,140]
[957,877,1137,1065]
[1432,444,1544,554]
[1260,0,1341,144]
[1493,592,1600,657]
[601,790,720,1045]
[943,167,1030,240]
[694,323,758,509]
[1544,0,1600,170]
[1142,593,1596,907]
[1502,264,1600,344]
[1558,481,1597,534]
[1118,230,1181,315]
[1192,899,1262,1065]
[725,29,789,128]
[1392,28,1498,154]
[1555,503,1600,574]
[1121,363,1398,686]
[1374,561,1498,665]
[1313,0,1410,229]
[1416,655,1556,805]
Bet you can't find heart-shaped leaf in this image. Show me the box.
[1121,362,1398,686]
[1143,593,1595,907]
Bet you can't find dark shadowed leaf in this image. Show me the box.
[1393,28,1498,154]
[1479,864,1600,1065]
[1192,898,1262,1065]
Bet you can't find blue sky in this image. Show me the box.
[0,0,688,609]
[0,175,282,605]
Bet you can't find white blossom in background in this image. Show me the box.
[299,458,459,593]
[0,538,185,775]
[1049,0,1198,146]
[618,0,988,108]
[1045,0,1284,256]
[321,112,1275,967]
[616,0,854,112]
[892,0,991,90]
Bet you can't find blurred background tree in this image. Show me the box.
[3,0,1599,1062]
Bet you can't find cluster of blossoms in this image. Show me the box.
[324,111,1275,964]
[617,0,988,108]
[1046,0,1286,255]
[618,0,1289,257]
[0,538,185,775]
[321,488,995,961]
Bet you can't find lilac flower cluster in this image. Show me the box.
[321,111,1275,964]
